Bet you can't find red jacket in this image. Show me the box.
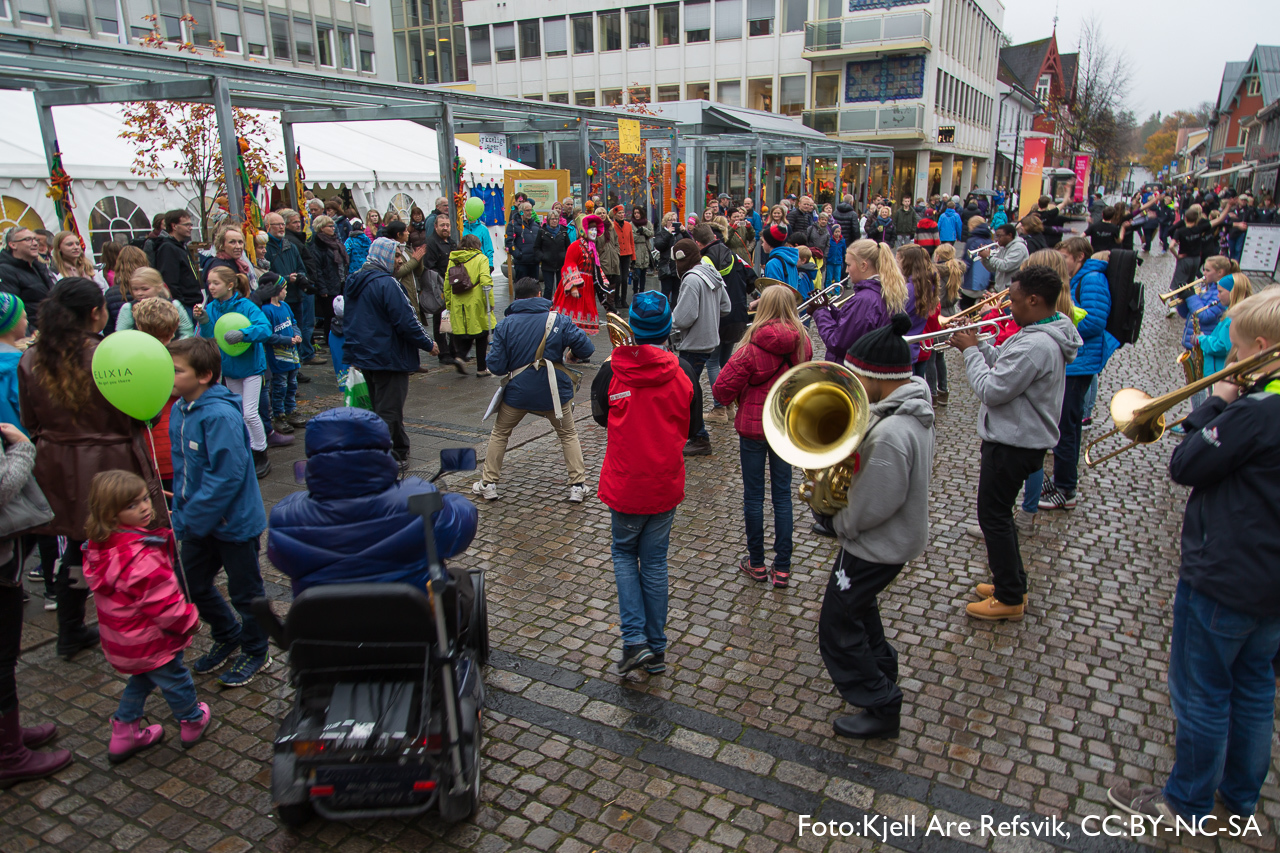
[149,396,178,479]
[597,346,693,515]
[83,527,198,675]
[712,320,812,441]
[982,308,1020,346]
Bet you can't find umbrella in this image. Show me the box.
[967,188,997,196]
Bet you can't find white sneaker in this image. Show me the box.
[472,481,498,501]
[43,598,57,612]
[965,523,983,539]
[568,484,588,503]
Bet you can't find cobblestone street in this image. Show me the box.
[2,251,1277,853]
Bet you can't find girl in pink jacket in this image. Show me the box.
[83,471,211,763]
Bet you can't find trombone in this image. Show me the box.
[903,319,1002,353]
[968,242,998,258]
[942,289,1009,327]
[1084,342,1280,466]
[1158,277,1205,306]
[748,278,806,319]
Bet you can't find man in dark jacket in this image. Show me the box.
[691,223,755,425]
[0,227,56,324]
[891,197,917,247]
[263,212,317,369]
[786,196,816,235]
[423,215,458,364]
[832,196,860,247]
[472,278,595,503]
[534,220,570,299]
[153,209,202,312]
[344,238,438,467]
[505,202,542,283]
[282,209,324,366]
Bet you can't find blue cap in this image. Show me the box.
[0,293,23,335]
[1219,274,1235,292]
[629,291,672,343]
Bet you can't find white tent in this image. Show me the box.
[0,90,525,260]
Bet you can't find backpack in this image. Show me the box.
[1103,248,1143,346]
[448,261,476,295]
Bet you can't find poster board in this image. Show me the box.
[503,169,571,221]
[1240,224,1280,279]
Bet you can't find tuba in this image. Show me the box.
[606,313,635,348]
[762,362,871,516]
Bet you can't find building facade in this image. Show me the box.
[0,0,393,80]
[991,60,1038,189]
[1204,45,1279,190]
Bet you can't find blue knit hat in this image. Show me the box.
[0,293,23,335]
[629,291,672,343]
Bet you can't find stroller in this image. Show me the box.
[254,444,488,827]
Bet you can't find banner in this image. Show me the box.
[618,118,641,155]
[1018,138,1046,220]
[1072,154,1091,203]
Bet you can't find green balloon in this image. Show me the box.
[464,196,485,222]
[214,311,252,356]
[91,330,176,421]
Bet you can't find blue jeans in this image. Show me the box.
[681,349,719,439]
[270,368,299,419]
[1164,579,1280,818]
[180,536,269,657]
[1082,374,1098,420]
[297,295,316,362]
[610,508,676,654]
[1051,374,1092,495]
[1021,468,1044,513]
[739,438,793,571]
[824,260,842,285]
[116,652,201,723]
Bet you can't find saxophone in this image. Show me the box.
[1178,310,1205,384]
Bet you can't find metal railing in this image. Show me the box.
[802,104,926,136]
[803,10,931,53]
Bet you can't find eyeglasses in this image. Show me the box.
[10,236,38,244]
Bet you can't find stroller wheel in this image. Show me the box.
[438,711,483,822]
[276,802,313,828]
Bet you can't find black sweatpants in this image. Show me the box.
[365,369,412,461]
[453,331,490,372]
[818,550,905,712]
[977,441,1045,605]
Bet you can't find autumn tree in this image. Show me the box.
[119,101,279,239]
[1060,16,1132,162]
[1139,110,1208,175]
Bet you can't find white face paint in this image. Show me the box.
[587,228,598,240]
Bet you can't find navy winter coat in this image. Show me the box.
[506,219,542,265]
[488,297,595,411]
[344,265,435,373]
[267,408,477,595]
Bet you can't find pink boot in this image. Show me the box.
[0,710,72,789]
[108,718,164,764]
[180,703,212,749]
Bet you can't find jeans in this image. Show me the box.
[1164,579,1280,819]
[824,260,843,286]
[258,372,273,439]
[739,437,793,571]
[224,375,266,452]
[542,269,559,301]
[1051,374,1093,495]
[818,550,904,712]
[180,536,269,657]
[977,441,1046,605]
[365,369,412,461]
[659,274,679,308]
[482,401,586,486]
[1021,468,1044,513]
[912,355,937,397]
[1082,374,1098,420]
[452,331,489,372]
[116,651,201,723]
[610,508,676,653]
[270,369,298,419]
[297,294,316,363]
[681,349,719,440]
[935,348,948,393]
[328,331,346,382]
[513,262,540,284]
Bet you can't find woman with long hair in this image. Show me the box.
[897,244,940,400]
[114,245,150,291]
[97,241,122,289]
[653,212,689,307]
[50,232,101,287]
[932,244,966,405]
[712,285,813,589]
[364,210,383,240]
[812,238,907,363]
[18,278,165,660]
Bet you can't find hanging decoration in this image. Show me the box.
[452,149,468,232]
[294,147,311,237]
[674,160,686,221]
[45,141,85,248]
[236,137,265,265]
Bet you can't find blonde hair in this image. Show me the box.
[661,212,679,228]
[846,239,906,313]
[933,244,965,305]
[710,217,729,241]
[740,284,807,363]
[132,296,181,341]
[1204,255,1240,277]
[207,265,250,298]
[967,215,985,231]
[128,267,172,300]
[312,215,334,231]
[1183,204,1202,225]
[85,470,149,541]
[114,246,150,298]
[1023,248,1075,317]
[52,231,96,279]
[797,246,813,263]
[1227,284,1280,343]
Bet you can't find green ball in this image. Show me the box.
[464,197,485,222]
[91,330,176,421]
[214,311,252,356]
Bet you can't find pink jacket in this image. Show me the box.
[83,527,198,675]
[712,320,812,441]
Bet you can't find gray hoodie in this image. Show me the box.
[981,235,1028,290]
[962,317,1082,449]
[833,377,935,565]
[672,259,731,353]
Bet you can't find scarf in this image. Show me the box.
[579,236,602,271]
[366,237,397,273]
[217,250,251,277]
[313,229,349,265]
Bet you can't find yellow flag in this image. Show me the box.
[618,118,641,155]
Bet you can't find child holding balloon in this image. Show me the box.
[131,298,183,497]
[192,267,274,480]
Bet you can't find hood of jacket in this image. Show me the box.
[835,201,857,218]
[1079,257,1108,278]
[83,527,172,595]
[969,223,992,241]
[504,296,553,317]
[751,319,805,356]
[303,408,400,501]
[765,245,798,268]
[1020,316,1083,363]
[344,263,392,302]
[683,258,725,291]
[868,375,934,432]
[449,248,485,265]
[183,383,244,422]
[700,240,736,274]
[612,344,684,388]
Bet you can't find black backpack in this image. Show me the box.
[448,261,476,295]
[1103,248,1143,346]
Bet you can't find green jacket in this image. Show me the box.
[445,249,495,335]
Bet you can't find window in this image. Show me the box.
[575,90,596,106]
[814,73,839,107]
[293,19,314,63]
[92,0,118,33]
[158,0,181,40]
[222,32,239,50]
[1036,73,1050,103]
[715,0,740,39]
[1246,77,1261,96]
[358,28,374,72]
[717,80,741,106]
[492,22,514,60]
[88,196,150,256]
[687,81,709,100]
[783,0,804,32]
[0,0,10,20]
[16,0,49,25]
[747,0,772,36]
[629,85,651,103]
[1238,127,1249,147]
[572,14,592,53]
[548,92,569,103]
[628,7,649,48]
[55,0,87,31]
[420,0,433,23]
[525,93,543,101]
[684,0,708,42]
[544,17,566,56]
[658,84,680,101]
[602,87,622,105]
[339,29,354,67]
[469,26,490,63]
[518,19,539,58]
[656,4,678,44]
[779,74,804,115]
[394,32,410,82]
[270,13,290,59]
[598,10,620,51]
[187,0,211,45]
[245,10,267,56]
[747,77,771,110]
[314,24,333,65]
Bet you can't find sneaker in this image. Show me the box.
[965,596,1025,622]
[453,358,468,375]
[191,639,240,674]
[472,481,498,501]
[682,437,713,457]
[644,653,667,675]
[738,556,767,583]
[26,568,42,581]
[1080,416,1093,428]
[705,407,729,424]
[303,356,328,366]
[615,645,654,675]
[180,702,212,749]
[267,431,295,447]
[475,369,492,378]
[770,567,790,589]
[1014,509,1036,533]
[43,597,56,612]
[217,653,271,688]
[568,484,588,503]
[1108,781,1181,825]
[1168,424,1186,435]
[286,412,309,429]
[272,416,295,434]
[1037,482,1076,511]
[965,523,984,539]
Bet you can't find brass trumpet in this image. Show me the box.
[796,279,846,314]
[1084,343,1280,466]
[762,362,871,515]
[942,289,1009,327]
[903,319,1003,353]
[968,242,998,258]
[606,313,635,347]
[1158,277,1205,306]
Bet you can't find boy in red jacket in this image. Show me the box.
[591,292,699,676]
[83,470,210,764]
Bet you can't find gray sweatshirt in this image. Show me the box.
[833,377,934,565]
[672,260,731,353]
[981,235,1028,290]
[962,317,1082,449]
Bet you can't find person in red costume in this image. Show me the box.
[555,214,605,333]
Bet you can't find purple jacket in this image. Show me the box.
[903,277,928,361]
[813,277,890,363]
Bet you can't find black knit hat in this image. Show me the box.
[761,223,789,248]
[844,313,913,380]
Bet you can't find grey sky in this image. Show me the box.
[1001,0,1280,121]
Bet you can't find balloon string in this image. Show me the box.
[146,421,191,600]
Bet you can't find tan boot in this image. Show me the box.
[974,583,1028,603]
[705,407,729,424]
[966,596,1024,621]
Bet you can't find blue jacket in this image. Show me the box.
[826,237,846,267]
[344,265,435,373]
[488,298,594,411]
[764,245,800,289]
[259,300,301,373]
[1067,258,1119,376]
[199,294,273,379]
[747,209,763,234]
[1198,316,1232,376]
[265,233,306,280]
[169,384,266,542]
[962,225,993,294]
[267,408,476,595]
[1178,290,1226,351]
[0,344,23,436]
[938,208,962,242]
[344,232,372,272]
[462,220,495,268]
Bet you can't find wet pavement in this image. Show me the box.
[3,252,1278,853]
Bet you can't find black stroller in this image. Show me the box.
[254,449,488,827]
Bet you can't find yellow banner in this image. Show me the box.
[1018,138,1046,220]
[618,118,641,155]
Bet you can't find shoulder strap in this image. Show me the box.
[505,312,574,419]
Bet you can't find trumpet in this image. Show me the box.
[1158,277,1205,306]
[942,289,1009,326]
[903,319,1002,353]
[796,280,846,314]
[968,242,998,258]
[606,313,634,348]
[1084,342,1280,466]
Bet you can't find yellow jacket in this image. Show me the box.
[445,248,495,335]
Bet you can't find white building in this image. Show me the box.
[463,0,1002,202]
[991,68,1040,189]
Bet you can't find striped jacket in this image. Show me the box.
[83,528,198,675]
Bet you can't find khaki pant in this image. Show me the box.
[482,401,586,486]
